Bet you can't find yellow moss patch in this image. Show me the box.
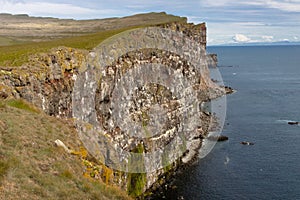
[71,145,115,186]
[6,99,41,113]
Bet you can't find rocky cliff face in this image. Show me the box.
[0,22,225,197]
[0,47,87,117]
[207,53,218,67]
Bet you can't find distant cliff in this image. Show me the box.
[0,14,225,198]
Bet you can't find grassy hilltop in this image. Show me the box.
[0,12,186,66]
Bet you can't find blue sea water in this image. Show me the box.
[155,45,300,199]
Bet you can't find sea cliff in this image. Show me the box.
[0,14,226,198]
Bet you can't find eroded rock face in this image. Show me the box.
[0,22,225,196]
[95,49,207,150]
[207,53,218,67]
[0,47,88,117]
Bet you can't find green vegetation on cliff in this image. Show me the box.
[127,143,147,198]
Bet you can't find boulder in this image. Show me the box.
[217,135,229,141]
[288,121,299,125]
[207,135,229,142]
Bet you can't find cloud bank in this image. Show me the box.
[233,34,251,43]
[0,0,124,18]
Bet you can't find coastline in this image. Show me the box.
[0,13,233,199]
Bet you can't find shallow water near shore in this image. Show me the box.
[152,45,300,199]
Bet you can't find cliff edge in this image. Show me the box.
[0,12,226,199]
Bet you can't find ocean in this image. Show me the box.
[154,45,300,199]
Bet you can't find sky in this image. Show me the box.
[1,0,300,45]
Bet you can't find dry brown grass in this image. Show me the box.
[0,99,132,200]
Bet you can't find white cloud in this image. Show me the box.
[262,35,274,41]
[200,0,300,12]
[241,0,300,12]
[0,1,120,18]
[232,34,251,43]
[233,22,266,26]
[267,0,300,12]
[200,0,234,7]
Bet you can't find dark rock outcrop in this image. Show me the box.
[207,135,229,142]
[288,121,299,125]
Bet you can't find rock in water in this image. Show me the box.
[288,121,299,125]
[217,135,229,141]
[207,135,229,142]
[240,141,254,145]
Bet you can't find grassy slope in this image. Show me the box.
[0,28,130,66]
[0,12,186,67]
[0,99,132,200]
[0,36,17,46]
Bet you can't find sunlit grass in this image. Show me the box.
[0,100,132,200]
[0,160,10,182]
[0,28,135,66]
[6,99,40,113]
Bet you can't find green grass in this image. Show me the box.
[127,143,147,198]
[0,157,19,184]
[0,36,14,46]
[0,160,10,182]
[0,36,25,46]
[0,27,135,66]
[6,99,40,113]
[127,172,147,198]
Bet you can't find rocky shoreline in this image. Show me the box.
[144,98,230,199]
